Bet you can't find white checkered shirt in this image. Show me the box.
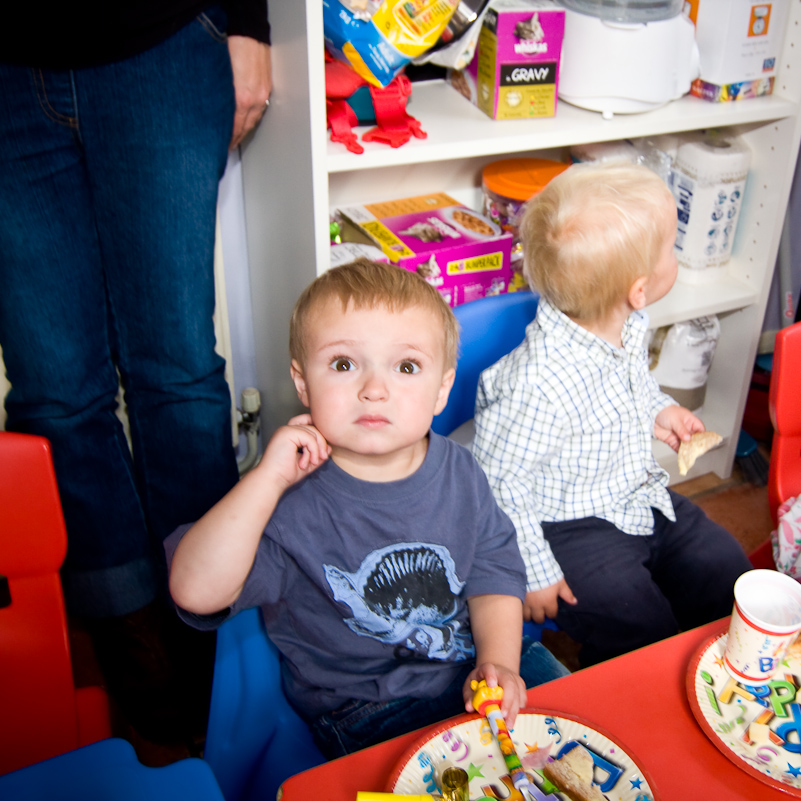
[472,297,677,592]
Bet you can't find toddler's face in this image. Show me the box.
[643,199,679,306]
[291,299,454,480]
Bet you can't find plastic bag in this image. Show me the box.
[772,495,801,580]
[323,0,461,87]
[413,3,492,70]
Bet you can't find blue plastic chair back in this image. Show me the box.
[432,291,539,436]
[204,607,325,801]
[0,738,224,801]
[430,292,558,639]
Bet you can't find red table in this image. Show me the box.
[280,620,783,801]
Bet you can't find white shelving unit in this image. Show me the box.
[242,0,801,483]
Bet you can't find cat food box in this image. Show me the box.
[447,0,565,120]
[336,193,513,307]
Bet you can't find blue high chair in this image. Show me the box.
[203,607,325,801]
[0,738,224,801]
[431,290,540,438]
[429,291,557,641]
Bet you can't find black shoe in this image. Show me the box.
[87,600,215,746]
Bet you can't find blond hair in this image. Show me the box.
[520,161,675,322]
[289,258,459,369]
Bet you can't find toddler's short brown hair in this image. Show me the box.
[289,258,459,369]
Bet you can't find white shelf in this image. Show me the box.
[327,81,798,172]
[242,0,801,482]
[648,273,758,329]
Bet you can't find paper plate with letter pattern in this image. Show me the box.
[387,709,658,800]
[687,624,801,795]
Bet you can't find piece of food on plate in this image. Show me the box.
[677,431,723,476]
[542,744,607,801]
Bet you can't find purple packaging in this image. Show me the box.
[337,193,514,308]
[447,0,565,120]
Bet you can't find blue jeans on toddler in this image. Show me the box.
[545,489,753,667]
[308,636,570,759]
[0,8,240,618]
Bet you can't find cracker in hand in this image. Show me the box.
[678,431,723,476]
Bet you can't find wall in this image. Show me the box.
[762,143,801,347]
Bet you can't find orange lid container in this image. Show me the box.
[482,158,570,202]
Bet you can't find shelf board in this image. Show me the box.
[327,81,797,173]
[647,274,758,329]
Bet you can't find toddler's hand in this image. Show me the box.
[524,580,576,623]
[259,414,331,490]
[463,664,527,730]
[654,405,704,452]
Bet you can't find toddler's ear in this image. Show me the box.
[290,359,310,407]
[434,367,456,415]
[628,275,648,311]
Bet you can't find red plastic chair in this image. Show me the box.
[768,322,801,524]
[0,432,111,775]
[748,322,801,570]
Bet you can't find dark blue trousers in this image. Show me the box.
[308,636,569,759]
[544,489,752,667]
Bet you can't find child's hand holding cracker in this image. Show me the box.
[653,404,705,452]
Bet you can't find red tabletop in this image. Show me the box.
[280,619,786,801]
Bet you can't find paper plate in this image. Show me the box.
[387,709,658,800]
[687,624,801,795]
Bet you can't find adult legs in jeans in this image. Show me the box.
[309,637,570,758]
[0,11,239,745]
[545,491,751,667]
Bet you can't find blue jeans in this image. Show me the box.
[0,9,239,618]
[308,637,570,758]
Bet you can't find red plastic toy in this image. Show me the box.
[325,53,427,154]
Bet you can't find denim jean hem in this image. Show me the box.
[61,556,158,618]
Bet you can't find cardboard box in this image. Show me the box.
[690,76,775,102]
[336,193,513,307]
[691,0,789,94]
[447,0,565,120]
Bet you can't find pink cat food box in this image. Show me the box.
[336,193,513,307]
[448,0,565,120]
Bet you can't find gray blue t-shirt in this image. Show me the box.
[166,432,526,718]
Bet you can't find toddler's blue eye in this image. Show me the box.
[331,358,354,372]
[397,361,420,374]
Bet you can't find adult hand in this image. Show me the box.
[228,36,273,149]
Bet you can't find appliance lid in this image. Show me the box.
[560,0,682,23]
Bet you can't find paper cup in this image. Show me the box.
[723,569,801,686]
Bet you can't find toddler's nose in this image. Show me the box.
[359,370,388,401]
